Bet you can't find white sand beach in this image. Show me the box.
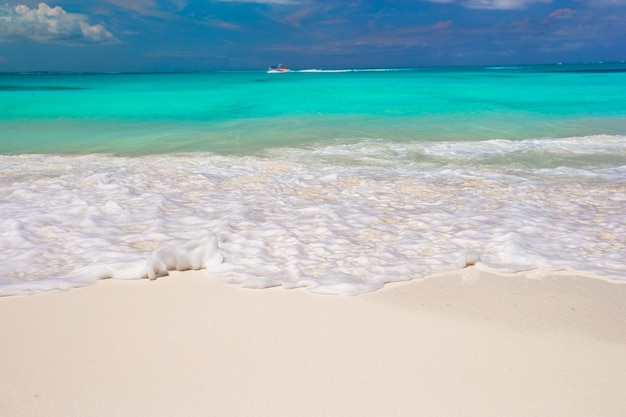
[2,267,626,417]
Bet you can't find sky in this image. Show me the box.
[0,0,625,71]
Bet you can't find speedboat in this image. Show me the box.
[268,64,291,73]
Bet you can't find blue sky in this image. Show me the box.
[0,0,625,71]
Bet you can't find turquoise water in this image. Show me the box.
[1,63,625,295]
[2,64,625,155]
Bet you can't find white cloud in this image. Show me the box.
[200,17,241,30]
[211,0,303,4]
[424,0,553,9]
[577,0,626,5]
[548,8,576,18]
[432,20,452,28]
[102,0,158,14]
[0,3,119,44]
[425,0,626,8]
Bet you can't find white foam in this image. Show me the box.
[1,135,625,296]
[296,68,410,73]
[298,69,351,73]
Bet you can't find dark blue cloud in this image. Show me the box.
[0,0,624,71]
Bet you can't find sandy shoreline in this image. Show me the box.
[2,267,626,417]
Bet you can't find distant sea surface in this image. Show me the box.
[1,63,625,295]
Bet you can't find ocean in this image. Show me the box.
[1,63,625,295]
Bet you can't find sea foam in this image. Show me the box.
[1,135,625,296]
